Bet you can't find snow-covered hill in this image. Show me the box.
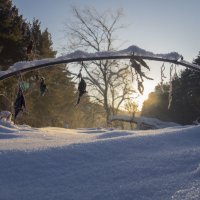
[0,121,200,200]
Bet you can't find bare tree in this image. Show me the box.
[64,7,135,126]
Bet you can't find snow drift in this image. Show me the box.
[109,115,180,129]
[1,120,200,200]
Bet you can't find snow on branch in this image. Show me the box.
[1,44,200,80]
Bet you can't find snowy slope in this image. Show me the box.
[0,122,200,200]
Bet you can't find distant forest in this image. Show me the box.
[141,55,200,125]
[0,0,109,128]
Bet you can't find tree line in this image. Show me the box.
[2,0,198,128]
[0,0,107,128]
[1,1,142,128]
[141,54,200,125]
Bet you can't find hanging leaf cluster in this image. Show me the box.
[130,57,153,95]
[75,64,87,106]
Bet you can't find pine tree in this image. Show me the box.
[15,20,78,127]
[25,66,77,127]
[0,0,30,112]
[142,52,200,125]
[0,2,104,127]
[0,0,28,69]
[0,2,77,126]
[141,84,173,122]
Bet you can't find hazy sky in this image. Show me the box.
[12,0,200,107]
[13,0,200,60]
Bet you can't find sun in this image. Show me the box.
[134,80,156,111]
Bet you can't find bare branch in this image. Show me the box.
[63,7,135,125]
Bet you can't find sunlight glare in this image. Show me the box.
[134,79,156,111]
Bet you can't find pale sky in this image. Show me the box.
[12,0,200,108]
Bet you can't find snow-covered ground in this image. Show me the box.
[1,120,200,200]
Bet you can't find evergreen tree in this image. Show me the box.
[0,1,77,127]
[142,52,200,125]
[167,53,200,124]
[16,19,76,127]
[142,83,173,122]
[0,1,106,128]
[0,0,29,69]
[22,66,76,127]
[176,68,200,124]
[0,0,30,111]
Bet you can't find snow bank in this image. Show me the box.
[1,124,200,200]
[96,130,134,139]
[0,118,17,129]
[110,115,180,129]
[172,183,200,200]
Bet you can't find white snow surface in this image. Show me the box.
[109,115,180,129]
[0,44,189,79]
[1,121,200,200]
